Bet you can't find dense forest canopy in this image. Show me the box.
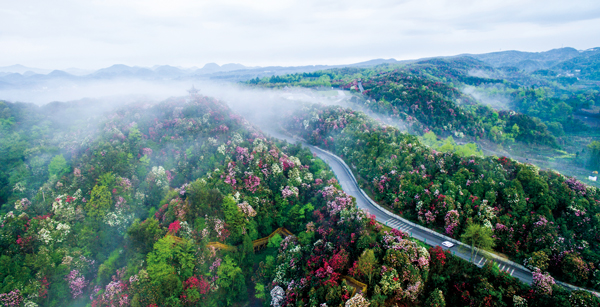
[249,55,600,185]
[2,48,600,306]
[2,94,598,307]
[282,104,600,291]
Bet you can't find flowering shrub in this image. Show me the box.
[444,210,459,236]
[92,280,129,307]
[237,202,257,217]
[282,103,600,289]
[532,268,555,296]
[243,172,261,192]
[0,290,23,307]
[270,286,285,307]
[180,276,210,304]
[345,293,370,307]
[65,270,88,299]
[147,166,170,190]
[565,177,587,195]
[14,198,31,211]
[281,186,299,199]
[168,220,181,234]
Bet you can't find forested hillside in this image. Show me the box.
[2,49,600,306]
[0,95,340,306]
[282,104,600,292]
[248,55,600,184]
[2,92,598,306]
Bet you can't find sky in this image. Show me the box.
[1,0,599,70]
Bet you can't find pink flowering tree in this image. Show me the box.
[378,230,429,303]
[0,290,23,307]
[529,216,559,250]
[243,172,261,193]
[281,186,299,199]
[65,269,88,299]
[92,280,129,306]
[444,210,459,236]
[532,268,555,295]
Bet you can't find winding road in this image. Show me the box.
[266,129,599,295]
[308,145,534,284]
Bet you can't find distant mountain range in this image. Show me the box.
[0,58,407,88]
[0,47,598,90]
[462,47,600,72]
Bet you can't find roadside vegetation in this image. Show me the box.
[282,103,600,291]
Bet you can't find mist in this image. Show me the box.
[0,78,357,139]
[461,85,511,110]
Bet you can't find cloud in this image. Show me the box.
[0,0,599,69]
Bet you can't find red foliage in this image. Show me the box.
[180,276,210,303]
[33,213,52,220]
[218,227,230,242]
[498,156,510,166]
[168,220,181,234]
[329,249,349,271]
[348,261,360,278]
[154,204,169,221]
[39,276,49,299]
[368,214,377,227]
[429,246,448,268]
[390,228,406,238]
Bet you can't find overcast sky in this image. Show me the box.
[1,0,599,70]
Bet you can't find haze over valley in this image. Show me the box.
[2,1,600,306]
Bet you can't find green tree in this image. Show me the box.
[97,249,122,283]
[222,195,246,244]
[240,234,254,266]
[254,283,266,300]
[588,141,600,170]
[287,203,314,232]
[267,233,283,248]
[48,154,68,178]
[85,185,112,220]
[357,249,377,285]
[461,223,495,262]
[216,255,246,306]
[127,218,166,254]
[424,288,446,307]
[530,250,549,271]
[511,123,520,136]
[146,236,195,300]
[128,126,142,152]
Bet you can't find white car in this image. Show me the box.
[441,241,454,248]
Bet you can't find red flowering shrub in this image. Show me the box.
[168,220,181,234]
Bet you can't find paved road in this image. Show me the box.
[306,145,535,284]
[267,130,600,294]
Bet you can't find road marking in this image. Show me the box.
[510,268,515,276]
[483,259,488,265]
[500,264,506,271]
[478,258,484,265]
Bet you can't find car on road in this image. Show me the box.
[441,241,454,248]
